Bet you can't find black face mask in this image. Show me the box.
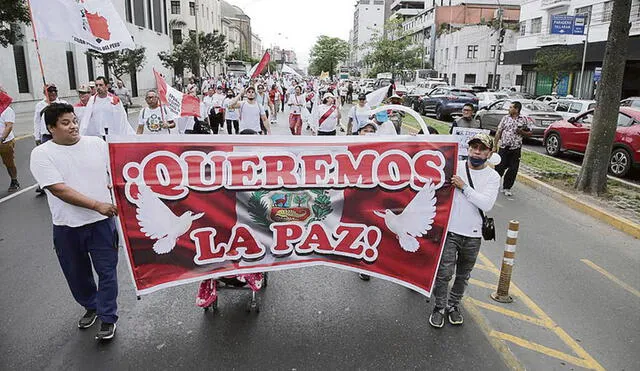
[227,94,234,98]
[468,156,487,167]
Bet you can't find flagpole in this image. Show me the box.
[26,0,47,87]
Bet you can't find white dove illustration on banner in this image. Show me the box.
[134,185,204,254]
[374,181,437,253]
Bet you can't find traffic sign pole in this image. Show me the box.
[577,13,590,99]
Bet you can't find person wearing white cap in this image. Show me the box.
[73,85,91,123]
[311,92,341,136]
[386,94,405,134]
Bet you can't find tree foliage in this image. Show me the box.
[308,36,349,77]
[159,31,226,78]
[197,30,227,77]
[363,19,422,78]
[86,47,147,81]
[0,0,30,47]
[534,46,580,92]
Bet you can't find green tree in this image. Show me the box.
[534,46,580,92]
[197,31,227,77]
[86,47,147,82]
[308,36,349,77]
[575,0,632,194]
[363,19,422,78]
[0,0,30,47]
[158,45,187,78]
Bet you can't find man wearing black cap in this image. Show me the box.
[429,133,500,328]
[34,84,69,145]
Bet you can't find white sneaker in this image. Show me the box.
[504,189,513,197]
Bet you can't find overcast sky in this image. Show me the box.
[225,0,356,68]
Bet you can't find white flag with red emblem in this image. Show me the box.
[154,69,200,118]
[29,0,135,52]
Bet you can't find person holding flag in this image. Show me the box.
[0,86,19,192]
[311,92,341,136]
[136,90,175,134]
[79,76,135,137]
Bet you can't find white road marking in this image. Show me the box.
[0,184,38,204]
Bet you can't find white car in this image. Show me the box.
[476,92,510,109]
[535,95,558,104]
[547,99,596,120]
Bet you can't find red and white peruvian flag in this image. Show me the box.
[249,50,271,79]
[154,69,200,117]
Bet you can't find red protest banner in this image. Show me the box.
[0,90,13,113]
[108,136,458,296]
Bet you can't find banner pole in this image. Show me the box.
[26,0,47,87]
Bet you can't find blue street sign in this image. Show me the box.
[593,67,602,82]
[551,15,586,35]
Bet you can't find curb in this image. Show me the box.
[517,173,640,239]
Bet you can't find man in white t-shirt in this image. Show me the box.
[79,76,135,137]
[372,111,397,136]
[29,102,119,341]
[0,93,19,192]
[229,87,269,134]
[136,90,175,134]
[429,133,500,328]
[34,84,69,144]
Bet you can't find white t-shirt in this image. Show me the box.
[256,92,269,110]
[287,94,304,115]
[349,104,371,134]
[238,101,264,133]
[92,96,112,131]
[138,106,173,134]
[30,136,112,227]
[223,97,239,121]
[376,120,398,135]
[1,107,16,143]
[448,161,501,238]
[316,104,339,132]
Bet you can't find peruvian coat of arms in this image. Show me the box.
[248,189,333,227]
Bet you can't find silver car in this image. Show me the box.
[476,92,510,109]
[475,99,564,139]
[547,99,596,120]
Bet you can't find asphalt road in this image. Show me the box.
[1,105,638,370]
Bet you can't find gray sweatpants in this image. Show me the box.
[432,231,481,309]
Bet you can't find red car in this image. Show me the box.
[543,107,640,177]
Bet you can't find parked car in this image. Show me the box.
[620,97,640,108]
[395,84,408,98]
[417,87,478,120]
[474,99,564,139]
[547,99,596,120]
[476,92,510,109]
[535,95,557,104]
[417,79,449,90]
[543,107,640,177]
[404,87,431,110]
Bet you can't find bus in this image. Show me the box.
[400,69,439,86]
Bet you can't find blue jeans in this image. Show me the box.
[432,232,481,309]
[53,218,119,323]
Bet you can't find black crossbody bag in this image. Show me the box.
[465,163,496,241]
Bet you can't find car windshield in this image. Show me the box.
[494,94,508,99]
[451,90,475,97]
[524,102,555,112]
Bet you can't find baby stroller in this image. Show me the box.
[195,273,268,313]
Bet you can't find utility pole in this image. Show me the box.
[492,7,504,90]
[194,0,200,78]
[577,13,591,99]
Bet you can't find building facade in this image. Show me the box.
[433,25,522,88]
[251,33,263,60]
[504,0,640,98]
[389,0,426,20]
[221,0,252,58]
[352,0,386,69]
[3,0,172,114]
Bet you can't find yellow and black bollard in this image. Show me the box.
[490,220,519,303]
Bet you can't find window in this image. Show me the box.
[515,74,523,86]
[171,0,180,14]
[464,74,476,84]
[488,74,500,88]
[577,113,593,124]
[172,29,182,44]
[454,46,458,58]
[125,0,133,22]
[133,0,145,27]
[555,101,570,112]
[153,0,162,33]
[86,54,94,82]
[490,45,496,59]
[617,113,634,127]
[13,45,29,93]
[466,45,478,59]
[189,2,195,16]
[66,51,77,90]
[445,48,448,60]
[602,1,613,22]
[575,5,591,24]
[451,73,456,86]
[568,102,583,113]
[531,17,542,34]
[147,0,153,28]
[520,21,526,36]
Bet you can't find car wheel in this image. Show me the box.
[545,133,562,157]
[435,105,445,121]
[609,148,632,177]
